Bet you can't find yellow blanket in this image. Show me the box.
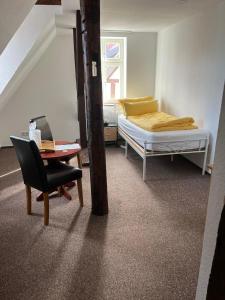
[128,112,198,132]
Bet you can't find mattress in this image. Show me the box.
[118,115,209,152]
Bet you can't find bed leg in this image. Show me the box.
[143,157,147,181]
[202,157,207,175]
[202,152,207,176]
[171,155,174,162]
[125,141,128,158]
[202,139,209,175]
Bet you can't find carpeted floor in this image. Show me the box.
[0,146,210,300]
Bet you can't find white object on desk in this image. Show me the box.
[29,128,41,148]
[55,143,80,151]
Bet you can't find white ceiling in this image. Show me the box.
[62,0,80,13]
[100,0,224,32]
[0,0,223,54]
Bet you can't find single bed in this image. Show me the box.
[118,114,209,181]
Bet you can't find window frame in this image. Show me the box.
[101,36,127,103]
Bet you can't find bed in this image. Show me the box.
[118,114,209,181]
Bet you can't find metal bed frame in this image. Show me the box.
[118,127,209,181]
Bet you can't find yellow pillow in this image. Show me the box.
[118,96,153,105]
[123,100,158,116]
[118,96,154,114]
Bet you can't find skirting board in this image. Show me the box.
[0,145,13,149]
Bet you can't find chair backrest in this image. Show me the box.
[10,136,48,191]
[30,116,53,141]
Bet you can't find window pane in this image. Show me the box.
[101,37,126,103]
[104,42,120,60]
[102,65,121,101]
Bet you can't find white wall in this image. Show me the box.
[196,85,225,299]
[0,30,79,147]
[102,31,157,97]
[155,1,225,166]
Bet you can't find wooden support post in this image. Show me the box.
[73,11,88,149]
[80,0,108,215]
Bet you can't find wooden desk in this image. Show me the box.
[41,140,82,168]
[37,140,82,201]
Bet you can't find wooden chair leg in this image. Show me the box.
[77,178,84,207]
[43,192,49,225]
[58,186,63,197]
[25,185,32,215]
[77,153,82,169]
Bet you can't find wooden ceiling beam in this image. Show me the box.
[35,0,61,5]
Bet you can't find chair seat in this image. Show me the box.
[45,162,82,191]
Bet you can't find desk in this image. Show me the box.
[37,140,82,201]
[41,140,82,167]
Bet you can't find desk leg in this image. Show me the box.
[58,186,72,201]
[36,193,44,202]
[64,157,76,189]
[36,189,57,202]
[65,181,76,189]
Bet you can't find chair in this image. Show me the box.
[30,115,53,141]
[10,136,83,225]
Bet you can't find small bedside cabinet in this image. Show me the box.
[104,123,118,143]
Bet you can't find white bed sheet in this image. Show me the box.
[118,115,209,152]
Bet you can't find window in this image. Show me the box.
[101,37,127,103]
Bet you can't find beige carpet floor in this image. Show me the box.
[0,146,210,300]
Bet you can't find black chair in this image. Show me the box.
[29,116,53,141]
[10,136,83,225]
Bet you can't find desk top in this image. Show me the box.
[40,140,81,160]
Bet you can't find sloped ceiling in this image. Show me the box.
[101,0,224,32]
[0,0,37,54]
[1,0,223,52]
